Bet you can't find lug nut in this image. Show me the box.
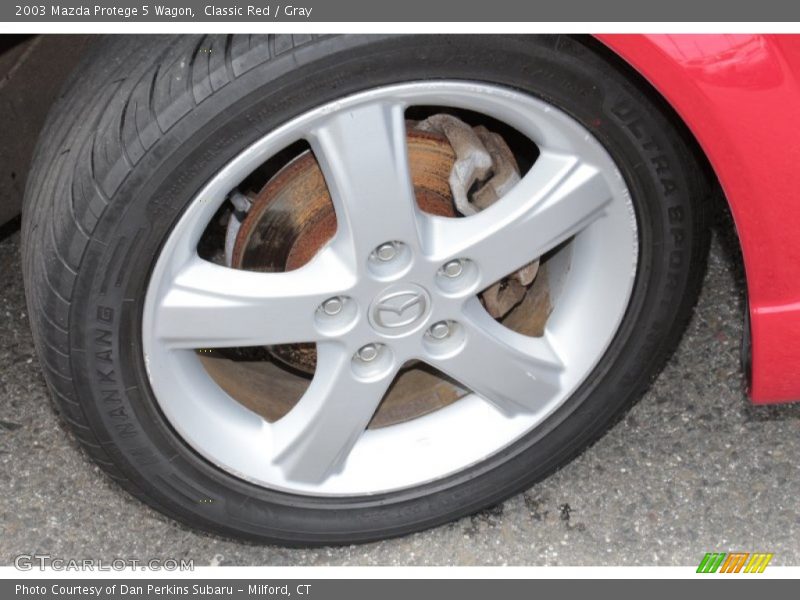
[375,242,398,262]
[428,321,452,340]
[356,343,380,362]
[321,297,344,316]
[442,259,464,278]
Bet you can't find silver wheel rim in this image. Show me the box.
[142,82,638,496]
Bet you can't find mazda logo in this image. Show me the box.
[369,285,431,334]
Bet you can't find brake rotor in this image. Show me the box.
[231,129,459,374]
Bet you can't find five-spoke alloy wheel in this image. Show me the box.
[143,82,638,495]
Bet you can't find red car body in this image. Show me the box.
[599,34,800,404]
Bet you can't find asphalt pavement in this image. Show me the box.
[1,213,799,566]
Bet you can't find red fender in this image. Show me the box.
[598,34,800,403]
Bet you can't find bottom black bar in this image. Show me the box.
[1,579,793,600]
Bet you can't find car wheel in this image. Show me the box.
[22,34,710,544]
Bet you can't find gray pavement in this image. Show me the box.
[1,214,799,566]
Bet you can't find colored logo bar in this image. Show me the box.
[697,552,773,573]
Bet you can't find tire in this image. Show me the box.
[22,34,710,545]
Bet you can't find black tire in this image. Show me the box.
[22,34,710,545]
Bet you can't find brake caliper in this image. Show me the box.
[414,114,539,319]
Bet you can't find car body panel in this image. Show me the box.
[598,34,800,403]
[0,35,91,226]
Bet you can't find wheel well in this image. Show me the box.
[577,35,722,202]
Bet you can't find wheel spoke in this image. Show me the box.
[152,250,354,349]
[271,342,395,483]
[308,100,423,264]
[426,152,613,288]
[430,298,564,416]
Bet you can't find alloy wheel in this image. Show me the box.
[141,81,638,496]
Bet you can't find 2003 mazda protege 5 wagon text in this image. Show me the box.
[4,34,800,544]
